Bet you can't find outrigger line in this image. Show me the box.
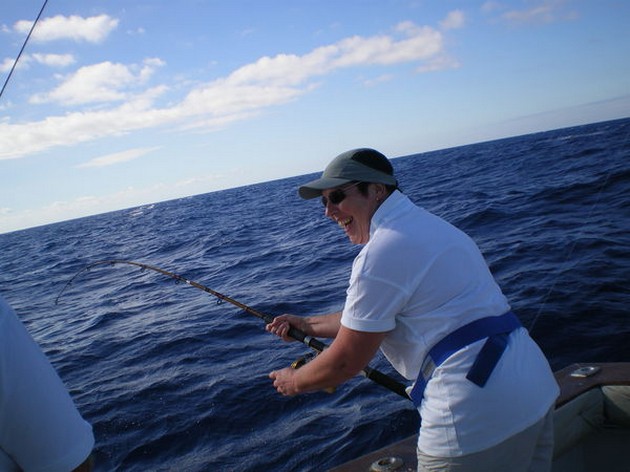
[56,260,409,399]
[0,0,49,100]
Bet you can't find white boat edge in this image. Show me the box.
[328,362,630,472]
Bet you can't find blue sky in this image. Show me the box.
[1,0,628,233]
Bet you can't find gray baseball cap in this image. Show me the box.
[298,148,398,199]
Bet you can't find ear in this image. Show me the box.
[372,183,387,200]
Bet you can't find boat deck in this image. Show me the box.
[329,362,630,472]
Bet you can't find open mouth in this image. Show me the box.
[337,217,352,229]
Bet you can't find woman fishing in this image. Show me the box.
[267,148,559,471]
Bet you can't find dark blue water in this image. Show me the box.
[1,118,628,471]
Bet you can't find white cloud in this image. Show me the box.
[0,170,243,234]
[362,74,394,87]
[30,58,165,105]
[30,62,134,104]
[0,87,172,159]
[0,55,31,72]
[31,53,76,67]
[78,146,160,168]
[440,10,465,30]
[0,192,131,234]
[336,29,443,66]
[127,27,146,35]
[500,0,577,24]
[173,22,445,127]
[180,81,303,123]
[1,53,74,73]
[416,55,460,73]
[504,5,555,23]
[139,58,166,81]
[0,20,452,160]
[227,21,443,87]
[481,1,503,14]
[179,110,267,133]
[14,14,119,43]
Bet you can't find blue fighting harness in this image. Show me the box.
[408,311,522,407]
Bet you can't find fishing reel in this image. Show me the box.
[290,352,317,370]
[290,352,336,394]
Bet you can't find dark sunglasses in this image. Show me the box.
[321,182,361,207]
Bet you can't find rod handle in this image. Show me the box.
[287,326,327,352]
[288,326,409,399]
[362,365,409,399]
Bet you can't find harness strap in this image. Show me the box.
[409,311,521,407]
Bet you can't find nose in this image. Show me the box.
[324,201,333,218]
[323,198,336,219]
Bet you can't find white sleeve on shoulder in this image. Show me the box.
[0,298,94,472]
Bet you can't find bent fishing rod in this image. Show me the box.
[56,260,409,399]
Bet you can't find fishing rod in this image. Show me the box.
[56,260,409,399]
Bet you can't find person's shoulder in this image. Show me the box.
[0,296,19,332]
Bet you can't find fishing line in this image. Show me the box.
[56,259,409,399]
[0,0,49,100]
[527,123,629,333]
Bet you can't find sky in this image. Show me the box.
[1,1,628,234]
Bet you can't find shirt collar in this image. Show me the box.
[369,190,409,238]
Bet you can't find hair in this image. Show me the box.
[350,149,395,175]
[350,149,399,196]
[356,181,399,197]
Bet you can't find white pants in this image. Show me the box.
[417,407,555,472]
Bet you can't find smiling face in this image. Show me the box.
[322,182,386,245]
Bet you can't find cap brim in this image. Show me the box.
[298,177,353,199]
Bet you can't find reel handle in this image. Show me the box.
[290,354,335,394]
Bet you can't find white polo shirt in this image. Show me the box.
[341,191,559,456]
[0,297,94,471]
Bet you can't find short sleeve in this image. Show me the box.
[0,298,94,472]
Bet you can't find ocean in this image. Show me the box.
[0,117,628,471]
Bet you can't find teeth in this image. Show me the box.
[337,217,352,228]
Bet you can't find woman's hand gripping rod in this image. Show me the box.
[56,260,409,399]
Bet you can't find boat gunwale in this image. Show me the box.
[328,362,630,472]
